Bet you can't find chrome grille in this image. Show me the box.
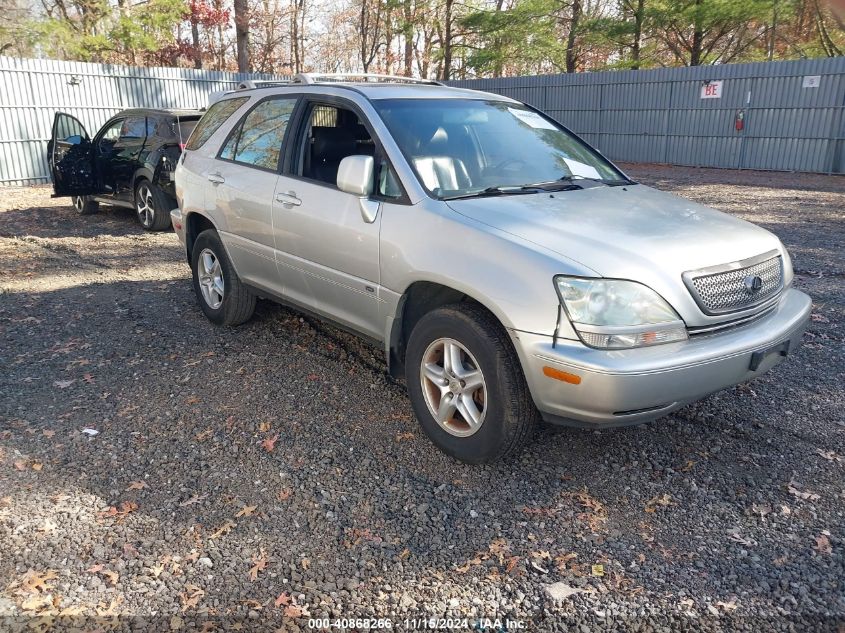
[684,252,784,315]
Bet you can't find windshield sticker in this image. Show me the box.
[508,108,557,130]
[563,158,601,179]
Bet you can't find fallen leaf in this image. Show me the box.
[54,380,75,389]
[399,548,410,560]
[645,494,674,513]
[274,592,292,607]
[21,595,53,613]
[395,432,415,442]
[209,520,236,540]
[489,538,509,555]
[681,460,696,472]
[554,553,578,571]
[277,488,292,501]
[301,557,310,570]
[248,550,267,581]
[505,556,520,573]
[261,434,279,452]
[42,430,56,438]
[815,534,833,555]
[20,569,59,593]
[716,598,738,611]
[235,505,257,518]
[32,463,43,471]
[150,563,165,578]
[185,396,200,405]
[787,482,820,501]
[258,422,271,432]
[82,373,95,384]
[179,493,208,507]
[284,604,306,618]
[815,449,841,462]
[96,501,138,521]
[13,460,27,471]
[180,584,205,612]
[591,564,605,577]
[127,480,148,491]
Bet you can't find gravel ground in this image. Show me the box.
[0,165,843,632]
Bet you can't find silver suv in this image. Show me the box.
[172,73,811,463]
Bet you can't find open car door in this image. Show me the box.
[48,112,97,197]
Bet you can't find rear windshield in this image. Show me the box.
[177,119,200,143]
[185,98,248,151]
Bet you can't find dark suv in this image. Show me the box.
[48,108,201,230]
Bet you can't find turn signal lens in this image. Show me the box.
[542,366,582,384]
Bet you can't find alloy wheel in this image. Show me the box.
[197,248,224,309]
[420,337,487,437]
[136,184,155,227]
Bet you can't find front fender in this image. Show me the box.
[380,200,595,338]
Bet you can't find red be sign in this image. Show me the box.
[700,81,723,99]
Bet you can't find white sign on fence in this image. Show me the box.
[802,75,821,88]
[700,81,723,99]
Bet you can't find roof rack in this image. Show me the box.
[292,73,443,86]
[235,79,293,90]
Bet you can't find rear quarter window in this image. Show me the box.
[185,98,248,151]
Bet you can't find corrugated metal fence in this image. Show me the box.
[451,58,845,174]
[0,56,284,186]
[2,56,845,184]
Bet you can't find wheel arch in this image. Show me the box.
[185,212,219,262]
[131,167,155,194]
[386,280,513,380]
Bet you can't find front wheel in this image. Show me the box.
[405,303,537,464]
[135,180,173,231]
[191,229,256,326]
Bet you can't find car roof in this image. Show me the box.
[115,108,203,118]
[217,81,516,104]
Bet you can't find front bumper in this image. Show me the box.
[511,288,811,427]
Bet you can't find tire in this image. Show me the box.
[134,179,173,231]
[191,229,256,326]
[72,195,99,215]
[405,303,537,464]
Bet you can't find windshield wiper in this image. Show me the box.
[441,185,548,201]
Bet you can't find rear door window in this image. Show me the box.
[186,97,248,150]
[218,97,297,171]
[120,117,146,141]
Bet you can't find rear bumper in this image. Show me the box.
[511,288,811,427]
[170,208,187,248]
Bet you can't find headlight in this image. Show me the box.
[555,276,688,349]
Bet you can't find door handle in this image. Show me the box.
[207,173,225,184]
[275,191,301,206]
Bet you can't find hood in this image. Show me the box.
[446,184,784,323]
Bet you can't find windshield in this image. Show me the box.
[373,98,626,199]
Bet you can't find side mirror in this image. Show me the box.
[337,155,374,197]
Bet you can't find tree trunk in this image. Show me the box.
[631,0,643,69]
[565,0,581,73]
[441,0,453,80]
[234,0,249,72]
[690,0,703,65]
[191,19,202,68]
[403,0,413,75]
